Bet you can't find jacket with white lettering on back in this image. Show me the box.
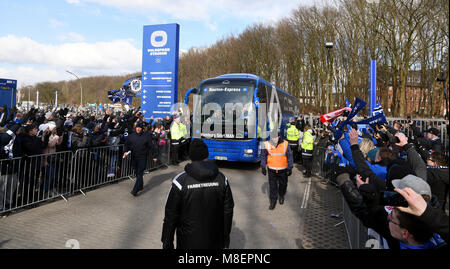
[162,160,234,249]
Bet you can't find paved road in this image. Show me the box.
[0,161,349,249]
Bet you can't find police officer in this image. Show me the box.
[286,117,300,163]
[301,123,314,178]
[169,114,185,165]
[123,121,154,196]
[261,130,294,210]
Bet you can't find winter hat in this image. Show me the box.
[386,162,415,189]
[392,174,432,198]
[45,111,52,120]
[24,123,37,134]
[367,147,379,162]
[47,122,56,131]
[39,123,49,133]
[427,127,440,137]
[189,138,209,161]
[136,121,145,128]
[86,122,95,130]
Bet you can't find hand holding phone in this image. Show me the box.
[380,191,408,207]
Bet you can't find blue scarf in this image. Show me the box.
[399,233,446,249]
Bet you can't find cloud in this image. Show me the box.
[84,0,313,24]
[0,35,141,86]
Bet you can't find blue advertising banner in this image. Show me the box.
[141,23,180,120]
[0,78,17,108]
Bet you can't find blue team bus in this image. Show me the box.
[184,73,299,162]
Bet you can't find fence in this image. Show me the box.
[311,144,369,249]
[0,140,170,215]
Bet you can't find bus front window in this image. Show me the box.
[196,83,256,139]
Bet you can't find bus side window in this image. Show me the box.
[257,84,267,109]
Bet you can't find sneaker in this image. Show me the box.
[279,196,284,205]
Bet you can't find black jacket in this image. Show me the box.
[124,131,154,160]
[161,160,234,249]
[427,167,449,211]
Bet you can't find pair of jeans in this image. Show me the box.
[131,158,147,194]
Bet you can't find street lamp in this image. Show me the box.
[66,70,83,106]
[325,41,334,112]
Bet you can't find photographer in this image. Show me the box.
[405,119,443,161]
[336,169,447,249]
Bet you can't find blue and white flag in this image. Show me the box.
[372,101,384,117]
[334,97,367,140]
[349,112,388,125]
[108,88,133,105]
[107,76,141,105]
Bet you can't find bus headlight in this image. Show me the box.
[244,149,253,154]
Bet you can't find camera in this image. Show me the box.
[379,191,408,207]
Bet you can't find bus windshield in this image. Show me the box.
[196,80,256,139]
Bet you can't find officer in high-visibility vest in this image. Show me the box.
[301,124,314,178]
[170,114,185,165]
[285,117,300,163]
[260,129,293,210]
[179,116,189,160]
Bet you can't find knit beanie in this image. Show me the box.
[189,139,209,161]
[386,162,415,190]
[367,147,379,162]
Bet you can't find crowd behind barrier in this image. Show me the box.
[0,142,171,214]
[304,114,449,249]
[0,104,183,215]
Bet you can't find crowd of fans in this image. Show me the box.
[0,105,189,209]
[1,104,449,249]
[297,114,449,249]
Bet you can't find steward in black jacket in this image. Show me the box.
[426,152,449,211]
[162,139,234,249]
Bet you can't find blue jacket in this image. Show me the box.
[339,133,387,180]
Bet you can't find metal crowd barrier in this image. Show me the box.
[311,145,328,179]
[310,143,368,249]
[1,139,171,215]
[342,197,368,249]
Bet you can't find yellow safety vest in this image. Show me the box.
[170,121,184,141]
[301,130,314,156]
[286,125,299,142]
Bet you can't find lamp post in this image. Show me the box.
[66,70,83,106]
[325,41,334,112]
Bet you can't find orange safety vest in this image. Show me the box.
[264,140,289,171]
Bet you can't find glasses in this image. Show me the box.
[427,158,435,162]
[387,212,400,226]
